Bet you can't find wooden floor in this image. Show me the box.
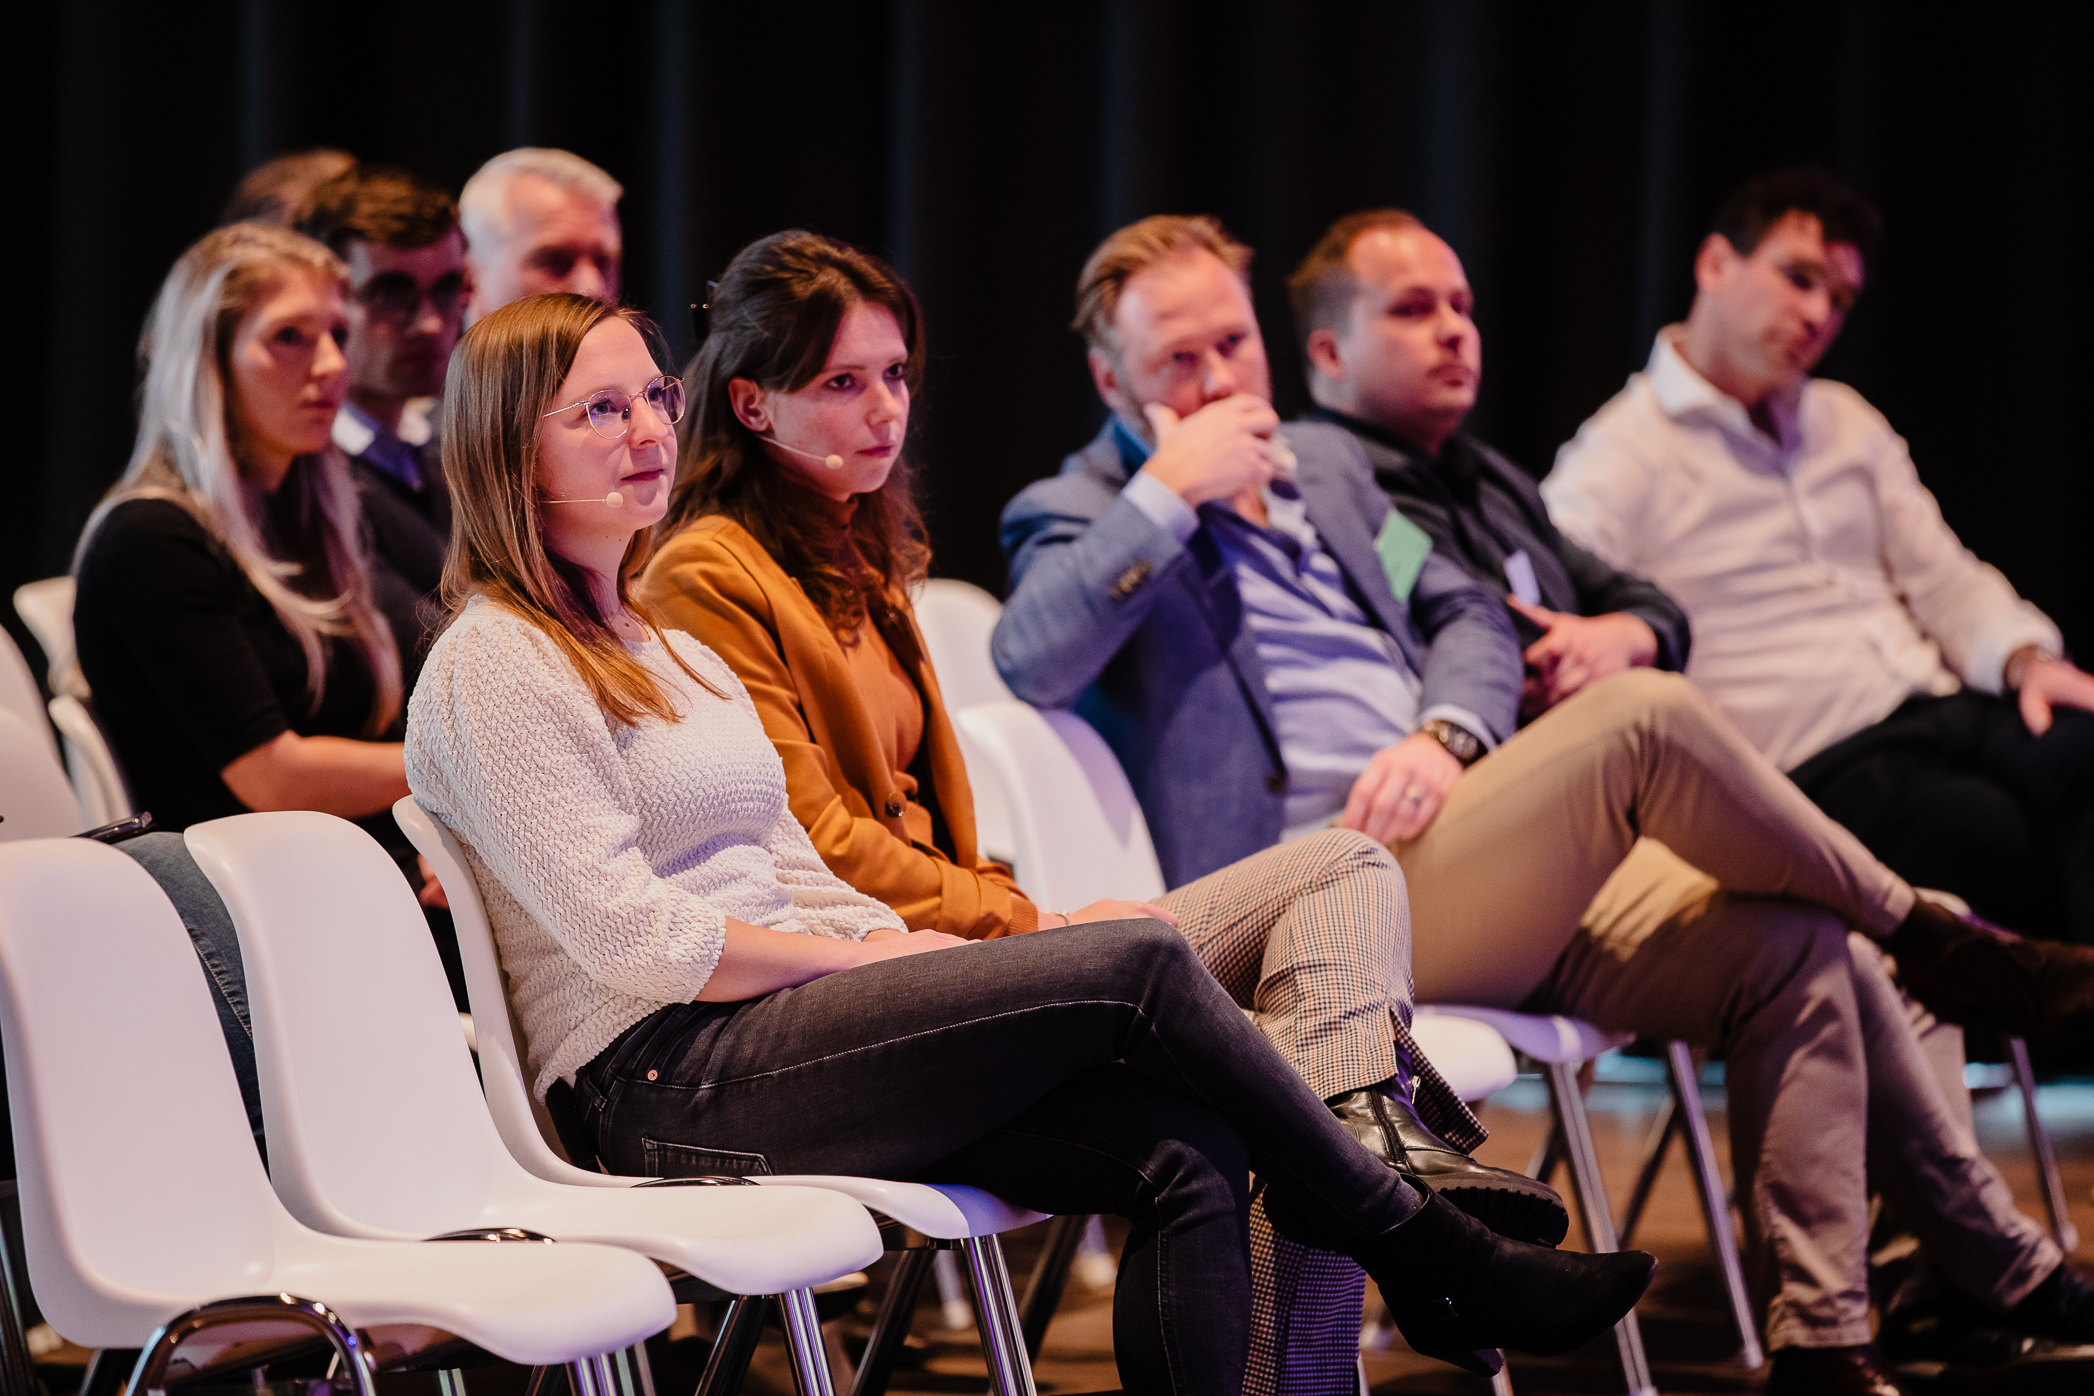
[873,1059,2094,1395]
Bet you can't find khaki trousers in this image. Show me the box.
[1398,669,2057,1346]
[1158,830,1461,1396]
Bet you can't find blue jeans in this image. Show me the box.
[115,832,265,1159]
[571,920,1422,1396]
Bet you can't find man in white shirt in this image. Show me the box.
[1547,166,2094,951]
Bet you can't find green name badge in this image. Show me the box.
[1373,509,1433,603]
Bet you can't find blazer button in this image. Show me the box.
[885,798,904,818]
[1265,773,1286,794]
[1111,558,1154,599]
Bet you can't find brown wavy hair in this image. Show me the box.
[661,231,930,636]
[438,292,718,724]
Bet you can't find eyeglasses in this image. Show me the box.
[539,374,686,439]
[354,271,468,325]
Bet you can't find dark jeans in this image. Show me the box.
[571,920,1421,1396]
[1789,691,2094,945]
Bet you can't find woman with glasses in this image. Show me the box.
[405,289,1653,1396]
[72,223,462,990]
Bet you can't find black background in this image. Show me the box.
[8,1,2092,677]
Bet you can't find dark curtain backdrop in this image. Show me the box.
[9,1,2093,676]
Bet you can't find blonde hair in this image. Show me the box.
[1072,214,1254,353]
[77,223,402,734]
[439,292,718,724]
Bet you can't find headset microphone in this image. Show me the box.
[544,491,626,507]
[769,438,846,470]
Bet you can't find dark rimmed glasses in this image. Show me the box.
[539,374,686,439]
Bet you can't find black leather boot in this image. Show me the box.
[1329,1085,1569,1247]
[1342,1189,1655,1377]
[1887,899,2094,1041]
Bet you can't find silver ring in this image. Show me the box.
[1402,787,1424,806]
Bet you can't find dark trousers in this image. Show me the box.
[571,921,1421,1396]
[1788,691,2094,945]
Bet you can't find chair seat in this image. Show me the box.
[1419,1004,1632,1066]
[1409,1011,1520,1101]
[754,1178,1046,1241]
[222,1229,674,1368]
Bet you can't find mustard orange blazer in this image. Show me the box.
[638,516,1039,937]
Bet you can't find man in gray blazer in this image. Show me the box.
[996,214,2089,1392]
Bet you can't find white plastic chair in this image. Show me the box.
[952,702,1165,908]
[0,838,678,1396]
[0,631,54,768]
[393,797,1047,1396]
[0,708,82,842]
[184,812,899,1396]
[909,580,1018,866]
[46,696,131,828]
[11,580,73,693]
[910,580,1014,710]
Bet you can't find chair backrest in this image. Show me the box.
[47,696,132,826]
[0,708,82,841]
[0,629,56,767]
[391,796,619,1188]
[183,811,529,1235]
[952,701,1166,907]
[910,579,1014,710]
[12,579,76,693]
[0,839,290,1345]
[908,580,1018,864]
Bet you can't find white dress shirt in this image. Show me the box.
[1543,328,2059,773]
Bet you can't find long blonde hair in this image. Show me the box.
[439,293,717,724]
[76,223,402,734]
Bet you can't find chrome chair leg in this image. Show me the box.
[958,1237,1037,1396]
[778,1289,837,1396]
[2008,1036,2080,1251]
[850,1248,934,1396]
[1018,1214,1087,1359]
[437,1369,468,1396]
[1544,1061,1657,1396]
[1490,1367,1516,1396]
[79,1349,139,1396]
[0,1189,36,1396]
[1663,1042,1764,1369]
[694,1295,768,1396]
[128,1294,379,1396]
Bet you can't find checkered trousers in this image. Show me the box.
[1154,829,1486,1396]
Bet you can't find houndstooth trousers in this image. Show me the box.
[1154,828,1480,1396]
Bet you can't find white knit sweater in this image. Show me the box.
[405,596,904,1098]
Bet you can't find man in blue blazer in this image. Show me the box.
[997,214,2093,1391]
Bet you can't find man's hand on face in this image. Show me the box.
[1138,396,1281,508]
[1508,598,1658,717]
[1341,731,1464,845]
[2013,652,2094,736]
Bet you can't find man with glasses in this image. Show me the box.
[459,148,622,324]
[298,166,467,617]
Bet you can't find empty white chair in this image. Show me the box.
[0,708,81,842]
[11,580,74,693]
[953,701,1165,908]
[910,580,1018,865]
[0,838,677,1396]
[0,631,55,768]
[46,696,131,828]
[184,811,894,1396]
[911,579,1014,710]
[392,798,1048,1396]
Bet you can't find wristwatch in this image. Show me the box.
[1418,718,1484,767]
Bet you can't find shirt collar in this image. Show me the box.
[1646,326,1805,452]
[331,403,377,457]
